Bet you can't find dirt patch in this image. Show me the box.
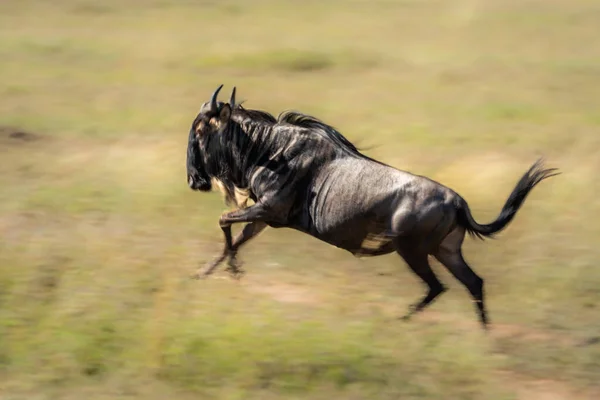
[244,281,318,305]
[0,126,44,144]
[417,310,577,345]
[498,371,599,400]
[239,277,581,346]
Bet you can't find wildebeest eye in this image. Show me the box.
[195,121,206,135]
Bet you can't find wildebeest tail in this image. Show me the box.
[456,158,559,240]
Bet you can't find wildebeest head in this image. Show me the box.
[186,84,236,191]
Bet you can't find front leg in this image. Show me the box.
[224,221,268,278]
[192,204,273,279]
[191,224,234,279]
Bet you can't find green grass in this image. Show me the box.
[1,0,600,399]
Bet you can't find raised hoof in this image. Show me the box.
[190,265,217,280]
[399,303,419,321]
[190,271,208,280]
[225,258,245,280]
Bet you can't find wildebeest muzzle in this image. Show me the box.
[187,170,211,192]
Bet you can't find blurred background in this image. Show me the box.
[1,0,599,399]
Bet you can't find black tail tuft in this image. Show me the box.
[459,158,560,240]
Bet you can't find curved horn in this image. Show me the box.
[229,86,236,108]
[210,84,223,111]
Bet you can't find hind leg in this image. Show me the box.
[434,229,488,329]
[395,240,447,321]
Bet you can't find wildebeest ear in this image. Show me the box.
[218,103,231,123]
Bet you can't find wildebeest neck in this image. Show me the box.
[207,111,332,188]
[204,116,273,188]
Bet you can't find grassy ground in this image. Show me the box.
[1,0,600,399]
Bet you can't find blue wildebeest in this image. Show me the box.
[186,85,559,329]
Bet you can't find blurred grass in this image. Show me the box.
[1,0,600,399]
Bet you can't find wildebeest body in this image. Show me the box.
[291,158,454,256]
[186,85,559,330]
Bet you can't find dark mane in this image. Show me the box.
[231,105,373,160]
[276,110,362,157]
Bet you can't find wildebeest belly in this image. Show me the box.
[309,215,396,257]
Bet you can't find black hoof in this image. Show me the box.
[190,271,209,280]
[225,257,245,280]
